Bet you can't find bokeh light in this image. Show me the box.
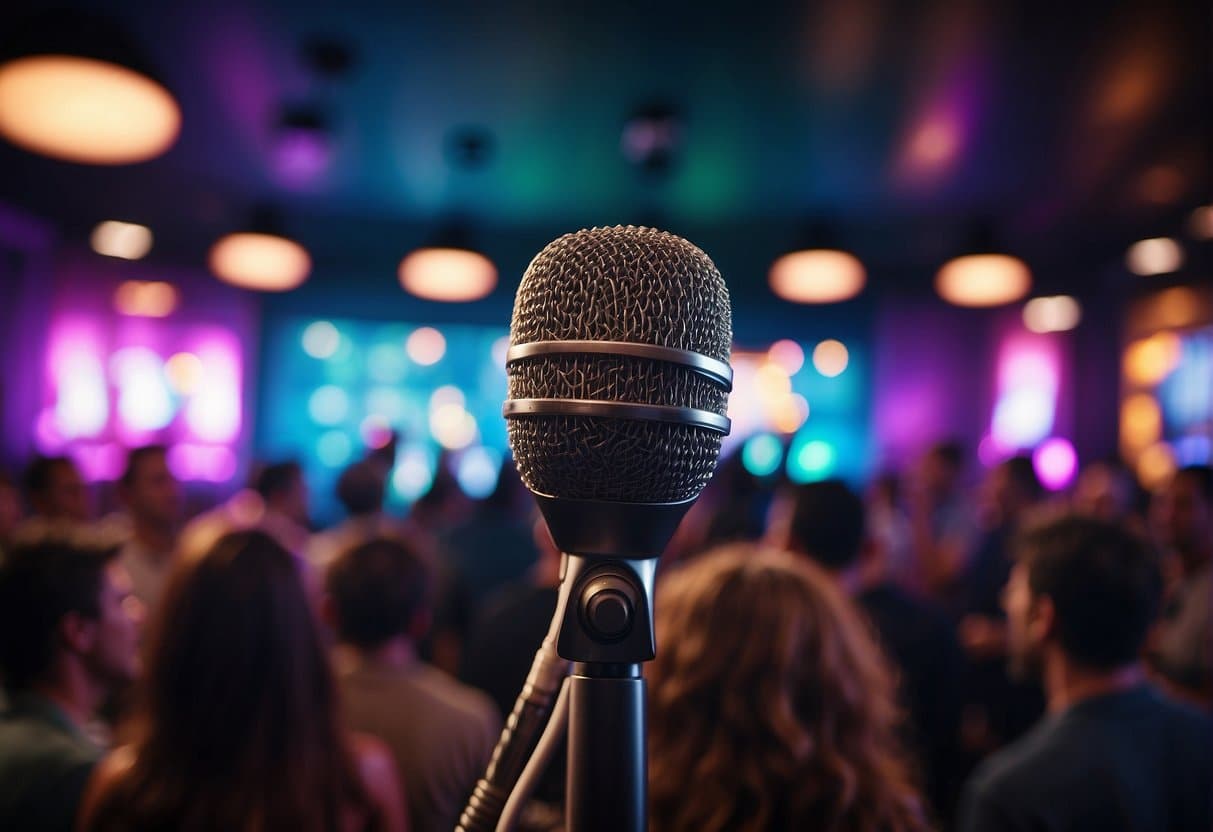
[742,434,784,478]
[1120,393,1162,452]
[209,232,311,292]
[769,250,866,304]
[1125,238,1183,276]
[113,280,178,318]
[1136,442,1177,490]
[302,321,341,359]
[456,446,503,498]
[308,386,350,426]
[165,352,204,395]
[430,403,478,450]
[399,248,497,302]
[1022,296,1082,334]
[788,436,837,483]
[406,327,447,365]
[1123,332,1181,386]
[0,55,180,164]
[767,339,805,375]
[1033,438,1078,491]
[812,339,850,378]
[936,254,1031,307]
[92,220,153,260]
[316,431,353,468]
[367,343,408,382]
[392,445,436,501]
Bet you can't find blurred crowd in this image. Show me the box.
[0,437,1209,831]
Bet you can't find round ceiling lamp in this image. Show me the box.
[0,12,180,164]
[769,249,866,303]
[935,222,1031,307]
[1125,237,1183,276]
[399,247,497,302]
[210,232,311,292]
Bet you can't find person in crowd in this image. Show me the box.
[115,445,181,615]
[254,460,311,553]
[958,515,1213,832]
[0,471,23,549]
[648,544,929,832]
[459,517,560,720]
[77,529,405,831]
[769,479,962,822]
[1148,464,1212,705]
[0,538,141,831]
[308,459,403,574]
[866,471,914,588]
[908,440,979,603]
[326,537,499,832]
[20,455,90,529]
[1072,459,1139,523]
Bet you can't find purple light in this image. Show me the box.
[273,127,334,187]
[1033,438,1078,492]
[991,335,1060,449]
[185,336,242,442]
[75,442,124,482]
[168,443,238,482]
[48,321,109,440]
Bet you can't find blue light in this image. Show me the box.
[316,431,353,468]
[392,445,435,501]
[301,321,340,359]
[308,385,350,426]
[456,446,502,498]
[788,437,836,483]
[742,433,783,478]
[368,343,409,383]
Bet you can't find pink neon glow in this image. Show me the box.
[167,443,238,482]
[35,408,64,451]
[111,347,175,433]
[977,434,1012,468]
[185,335,242,442]
[991,334,1060,449]
[48,322,109,440]
[75,442,124,482]
[1033,438,1078,491]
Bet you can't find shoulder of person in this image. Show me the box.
[348,733,407,832]
[76,745,137,830]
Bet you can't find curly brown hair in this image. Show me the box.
[648,544,930,832]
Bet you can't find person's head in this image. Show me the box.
[0,539,140,699]
[1072,459,1137,521]
[108,530,366,829]
[335,460,385,518]
[326,537,433,649]
[980,455,1043,527]
[119,445,181,530]
[1003,515,1162,681]
[1149,465,1213,559]
[775,479,866,572]
[649,545,926,832]
[255,460,309,527]
[23,455,89,522]
[918,440,965,498]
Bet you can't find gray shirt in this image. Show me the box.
[334,650,500,832]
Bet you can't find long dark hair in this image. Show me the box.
[88,530,372,831]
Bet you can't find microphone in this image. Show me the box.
[497,225,731,832]
[504,224,733,559]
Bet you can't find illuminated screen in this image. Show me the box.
[1159,326,1213,466]
[256,318,510,524]
[37,315,243,483]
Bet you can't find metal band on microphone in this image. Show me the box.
[507,340,733,391]
[503,398,732,435]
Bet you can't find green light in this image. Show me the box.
[742,433,783,477]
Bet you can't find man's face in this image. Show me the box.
[1150,472,1211,555]
[124,452,181,529]
[1003,562,1043,680]
[83,562,143,687]
[44,462,89,523]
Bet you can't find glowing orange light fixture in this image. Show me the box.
[769,249,866,304]
[0,55,179,164]
[399,247,497,302]
[112,280,178,317]
[209,232,311,292]
[936,254,1032,307]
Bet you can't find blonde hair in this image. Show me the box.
[648,544,928,832]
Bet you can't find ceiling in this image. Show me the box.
[0,0,1208,306]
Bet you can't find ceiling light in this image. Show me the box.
[399,247,497,302]
[91,220,152,260]
[1126,237,1183,276]
[1022,295,1082,333]
[209,232,311,292]
[769,249,866,303]
[936,254,1031,307]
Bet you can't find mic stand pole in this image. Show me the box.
[557,555,657,832]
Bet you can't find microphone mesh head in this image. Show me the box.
[508,226,732,502]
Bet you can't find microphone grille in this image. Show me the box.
[507,226,732,503]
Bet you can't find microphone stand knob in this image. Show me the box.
[581,576,636,642]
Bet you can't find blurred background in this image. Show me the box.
[0,0,1208,523]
